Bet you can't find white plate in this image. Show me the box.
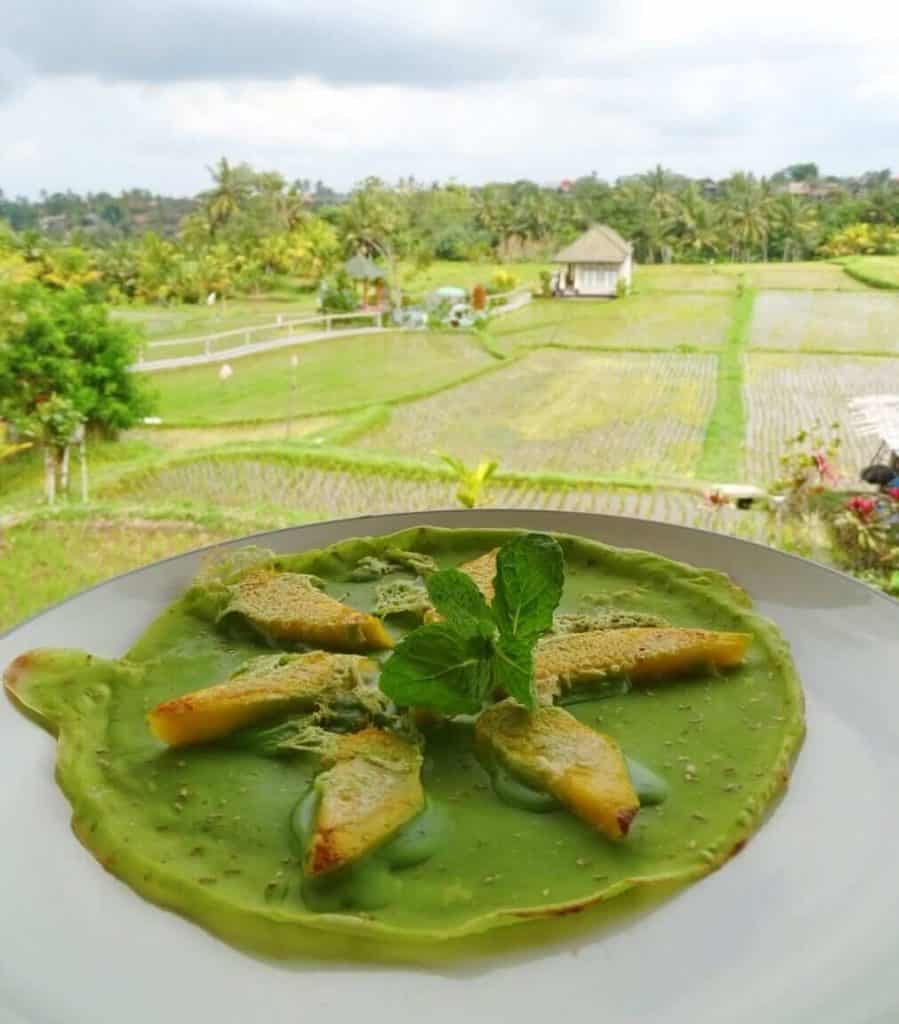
[2,509,899,1024]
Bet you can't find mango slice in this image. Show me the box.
[535,627,750,703]
[148,651,375,747]
[476,702,639,839]
[224,569,393,651]
[305,728,425,876]
[458,549,498,602]
[424,548,498,623]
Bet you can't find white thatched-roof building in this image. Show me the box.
[552,224,633,297]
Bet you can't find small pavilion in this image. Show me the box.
[344,253,386,307]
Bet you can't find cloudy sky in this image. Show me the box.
[2,0,899,197]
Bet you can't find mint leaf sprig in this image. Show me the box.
[379,533,564,715]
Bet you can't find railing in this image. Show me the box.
[134,309,387,372]
[486,286,533,316]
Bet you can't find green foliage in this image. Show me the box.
[379,533,564,714]
[697,288,755,480]
[318,273,360,313]
[769,421,842,516]
[538,270,553,298]
[841,256,899,290]
[491,268,518,292]
[0,283,153,435]
[819,223,899,258]
[437,452,499,507]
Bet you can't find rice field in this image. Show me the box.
[491,294,733,353]
[632,265,738,293]
[743,353,899,483]
[106,455,768,543]
[354,348,719,478]
[632,261,861,293]
[843,256,899,290]
[149,332,497,425]
[750,291,899,353]
[728,262,864,291]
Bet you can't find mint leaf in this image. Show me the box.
[493,634,536,710]
[492,533,564,642]
[426,568,495,638]
[379,623,492,716]
[377,533,565,716]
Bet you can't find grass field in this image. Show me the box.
[743,352,899,483]
[750,291,899,353]
[150,331,498,424]
[842,256,899,290]
[112,296,320,341]
[0,515,235,630]
[355,348,718,478]
[726,262,864,291]
[401,259,546,295]
[491,293,733,352]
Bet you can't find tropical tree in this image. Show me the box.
[722,174,775,260]
[771,195,819,261]
[0,283,153,438]
[202,158,254,236]
[669,185,721,260]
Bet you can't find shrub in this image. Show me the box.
[538,270,553,298]
[318,273,359,314]
[491,268,518,292]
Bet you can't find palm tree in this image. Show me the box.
[722,173,775,261]
[669,184,721,260]
[641,164,679,217]
[772,195,818,261]
[202,158,253,236]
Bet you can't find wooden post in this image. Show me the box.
[80,437,89,502]
[44,448,56,506]
[60,444,71,496]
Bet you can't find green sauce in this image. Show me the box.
[488,755,668,813]
[625,756,669,807]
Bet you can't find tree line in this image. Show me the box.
[2,160,899,305]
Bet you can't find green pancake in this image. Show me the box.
[3,527,804,957]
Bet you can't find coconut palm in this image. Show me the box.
[722,174,775,261]
[641,165,679,216]
[772,195,819,261]
[670,184,721,259]
[202,158,254,236]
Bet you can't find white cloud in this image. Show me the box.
[1,0,899,196]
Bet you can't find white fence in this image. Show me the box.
[133,310,386,372]
[132,287,534,373]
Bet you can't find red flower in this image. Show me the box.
[814,451,838,485]
[847,496,877,521]
[888,488,899,502]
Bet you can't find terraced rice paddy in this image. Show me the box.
[492,293,732,353]
[733,262,867,291]
[104,455,768,542]
[354,348,718,478]
[750,291,899,353]
[743,353,899,483]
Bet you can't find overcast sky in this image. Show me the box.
[2,0,898,198]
